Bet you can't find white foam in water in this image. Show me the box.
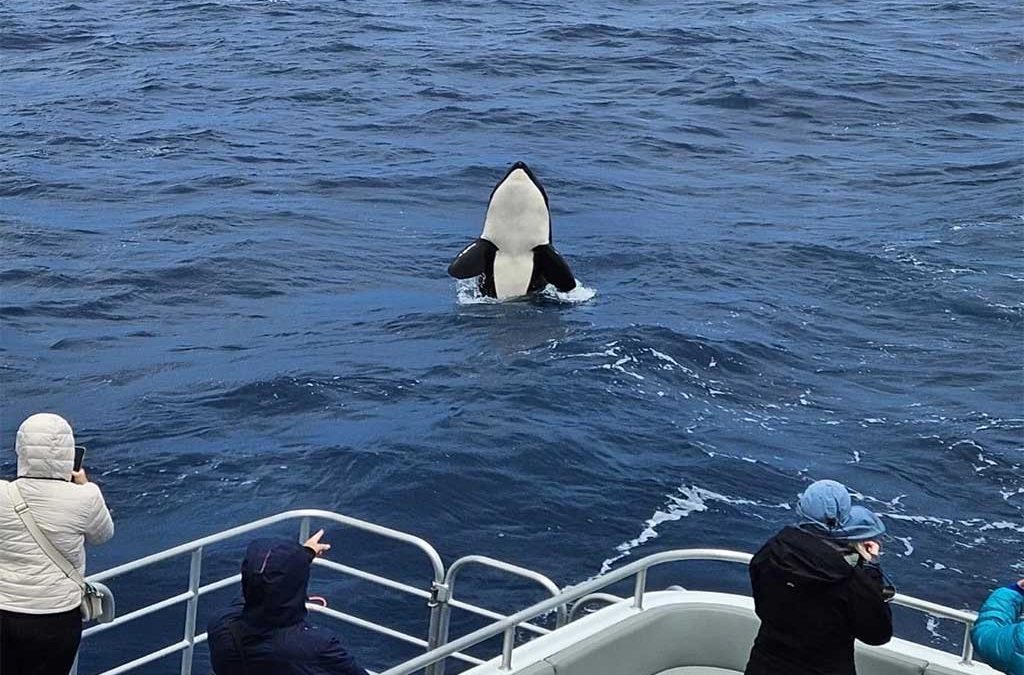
[599,484,790,574]
[455,279,596,305]
[893,536,914,557]
[455,278,500,305]
[539,280,596,304]
[979,520,1024,534]
[1000,487,1024,501]
[925,616,948,642]
[602,479,1023,578]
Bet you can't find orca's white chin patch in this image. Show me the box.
[492,251,533,299]
[481,168,550,254]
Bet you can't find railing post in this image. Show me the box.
[498,626,515,670]
[425,581,450,675]
[960,623,974,665]
[299,516,311,543]
[632,569,648,610]
[180,547,203,675]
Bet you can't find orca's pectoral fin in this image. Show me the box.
[534,244,577,292]
[448,239,496,279]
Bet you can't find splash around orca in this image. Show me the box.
[448,161,577,300]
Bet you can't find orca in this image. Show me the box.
[448,161,577,300]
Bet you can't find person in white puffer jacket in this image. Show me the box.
[0,413,114,675]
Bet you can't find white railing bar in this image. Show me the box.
[447,556,563,598]
[317,558,550,634]
[314,558,433,600]
[96,639,191,675]
[892,593,978,624]
[447,598,550,636]
[309,604,430,648]
[314,558,550,636]
[88,509,445,586]
[83,591,195,637]
[95,632,210,675]
[83,572,242,639]
[196,573,242,597]
[309,605,485,666]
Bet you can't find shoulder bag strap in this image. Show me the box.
[5,482,87,590]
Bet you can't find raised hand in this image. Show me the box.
[303,529,331,557]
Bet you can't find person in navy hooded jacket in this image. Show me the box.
[208,530,368,675]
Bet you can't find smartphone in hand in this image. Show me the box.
[73,445,86,472]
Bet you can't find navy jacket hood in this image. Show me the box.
[241,538,314,628]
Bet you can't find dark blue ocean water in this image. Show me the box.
[1,0,1021,671]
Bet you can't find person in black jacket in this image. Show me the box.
[745,479,894,675]
[207,530,368,675]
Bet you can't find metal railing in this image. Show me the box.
[72,512,982,675]
[378,548,982,674]
[71,510,565,675]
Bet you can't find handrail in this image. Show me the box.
[88,509,445,583]
[433,555,567,675]
[76,510,451,675]
[73,509,582,675]
[379,548,980,674]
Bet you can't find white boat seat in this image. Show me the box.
[922,663,1000,675]
[508,601,953,675]
[854,644,929,675]
[542,603,757,675]
[513,663,555,675]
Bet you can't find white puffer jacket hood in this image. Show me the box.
[17,412,75,479]
[1,413,114,614]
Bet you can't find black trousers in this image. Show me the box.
[0,607,82,675]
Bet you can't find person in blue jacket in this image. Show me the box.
[971,579,1024,675]
[208,530,368,675]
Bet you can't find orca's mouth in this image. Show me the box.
[490,160,550,207]
[506,161,542,188]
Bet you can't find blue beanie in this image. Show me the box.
[796,480,886,541]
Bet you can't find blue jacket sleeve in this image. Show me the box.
[319,634,370,675]
[970,586,1024,675]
